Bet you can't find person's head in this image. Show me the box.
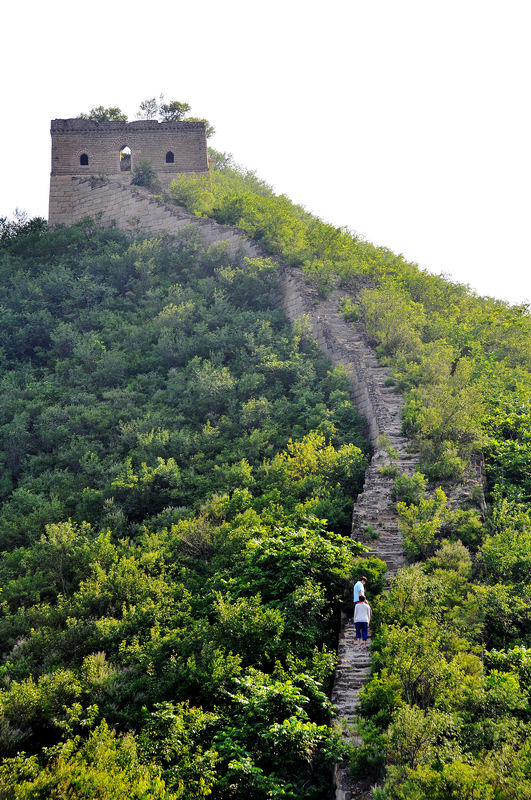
[360,594,368,603]
[361,576,367,585]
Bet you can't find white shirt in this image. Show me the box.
[354,601,371,624]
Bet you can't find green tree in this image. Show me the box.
[135,98,214,136]
[159,100,191,121]
[137,96,162,120]
[79,106,128,122]
[0,721,176,799]
[139,702,218,798]
[131,159,160,191]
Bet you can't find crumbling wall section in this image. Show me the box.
[49,177,262,257]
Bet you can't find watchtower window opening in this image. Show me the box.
[120,145,131,172]
[166,151,174,163]
[80,153,89,166]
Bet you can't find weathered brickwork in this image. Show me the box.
[49,119,208,225]
[48,177,260,256]
[47,175,485,800]
[280,275,419,572]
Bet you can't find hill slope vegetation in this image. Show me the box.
[0,149,530,798]
[0,214,377,798]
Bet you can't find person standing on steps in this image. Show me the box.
[354,594,371,647]
[353,576,367,605]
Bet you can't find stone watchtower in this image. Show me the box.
[48,118,209,226]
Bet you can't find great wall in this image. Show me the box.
[48,121,485,799]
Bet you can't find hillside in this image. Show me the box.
[0,152,530,799]
[168,157,531,800]
[0,214,378,798]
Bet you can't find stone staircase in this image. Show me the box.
[280,274,420,799]
[332,623,372,745]
[280,276,419,577]
[332,623,374,800]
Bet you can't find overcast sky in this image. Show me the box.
[2,0,529,306]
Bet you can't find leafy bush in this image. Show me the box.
[0,721,175,799]
[131,159,160,191]
[397,487,448,558]
[392,471,427,505]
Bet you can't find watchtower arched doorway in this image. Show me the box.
[120,145,131,171]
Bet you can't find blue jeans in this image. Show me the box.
[355,621,368,641]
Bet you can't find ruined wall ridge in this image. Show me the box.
[51,118,206,133]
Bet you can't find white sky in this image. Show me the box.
[2,0,530,306]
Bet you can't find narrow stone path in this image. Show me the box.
[280,274,419,799]
[331,623,374,800]
[314,292,419,799]
[331,623,372,744]
[312,291,419,571]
